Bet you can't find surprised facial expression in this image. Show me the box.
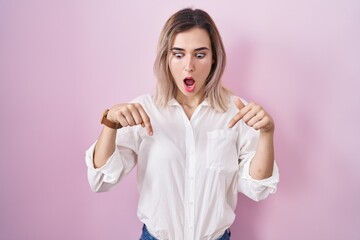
[169,27,213,100]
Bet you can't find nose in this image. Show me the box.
[184,56,194,73]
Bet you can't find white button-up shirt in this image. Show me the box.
[85,94,279,240]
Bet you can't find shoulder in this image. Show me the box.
[229,95,249,103]
[227,95,249,112]
[130,94,157,111]
[130,94,155,104]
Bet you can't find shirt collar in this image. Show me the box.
[168,98,210,107]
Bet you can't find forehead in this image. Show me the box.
[171,27,211,49]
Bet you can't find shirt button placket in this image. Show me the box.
[188,127,196,239]
[180,107,197,239]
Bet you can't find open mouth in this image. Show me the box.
[183,77,196,92]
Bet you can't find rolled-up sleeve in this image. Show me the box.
[238,158,279,201]
[236,121,280,201]
[85,128,139,192]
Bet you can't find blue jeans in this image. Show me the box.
[140,224,231,240]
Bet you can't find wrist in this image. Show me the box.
[260,130,274,139]
[101,109,122,129]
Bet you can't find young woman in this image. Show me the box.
[86,8,279,240]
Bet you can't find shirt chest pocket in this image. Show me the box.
[206,130,239,172]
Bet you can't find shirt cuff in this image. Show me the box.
[241,158,279,192]
[85,142,123,184]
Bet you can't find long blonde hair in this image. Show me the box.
[153,8,230,112]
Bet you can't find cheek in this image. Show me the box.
[169,60,182,77]
[199,61,213,75]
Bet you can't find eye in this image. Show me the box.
[195,52,206,59]
[172,52,184,59]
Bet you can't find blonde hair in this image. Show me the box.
[153,8,230,112]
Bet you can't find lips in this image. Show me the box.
[183,77,196,92]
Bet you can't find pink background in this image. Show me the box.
[1,0,359,239]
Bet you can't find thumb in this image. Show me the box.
[235,98,245,110]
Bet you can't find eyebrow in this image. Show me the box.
[171,47,210,51]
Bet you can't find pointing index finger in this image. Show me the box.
[235,98,245,110]
[135,104,153,136]
[228,98,247,128]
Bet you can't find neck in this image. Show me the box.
[176,93,205,109]
[175,93,205,119]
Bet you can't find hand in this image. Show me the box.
[228,98,275,133]
[107,103,153,135]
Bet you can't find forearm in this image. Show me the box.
[249,132,274,180]
[93,126,117,168]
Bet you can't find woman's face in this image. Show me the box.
[169,27,213,101]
